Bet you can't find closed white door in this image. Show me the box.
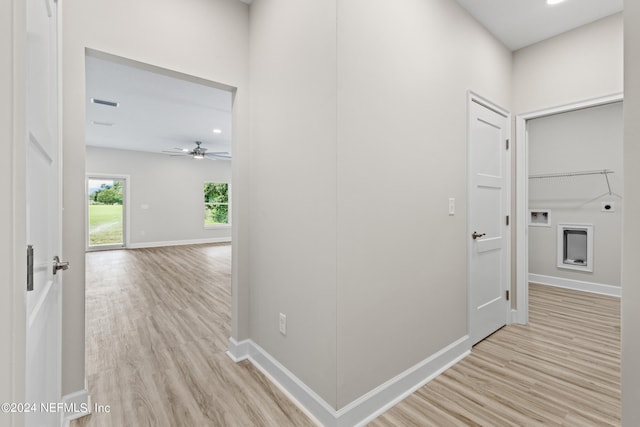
[468,98,510,345]
[26,0,62,425]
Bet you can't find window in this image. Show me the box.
[87,176,127,249]
[204,182,229,227]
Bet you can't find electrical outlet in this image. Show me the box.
[279,313,287,335]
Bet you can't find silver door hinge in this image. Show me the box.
[506,215,510,226]
[506,290,510,301]
[506,139,510,150]
[27,245,34,292]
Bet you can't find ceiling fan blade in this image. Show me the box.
[162,151,189,156]
[206,153,232,159]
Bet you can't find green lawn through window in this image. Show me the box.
[89,204,123,246]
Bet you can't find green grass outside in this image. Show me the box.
[89,204,123,246]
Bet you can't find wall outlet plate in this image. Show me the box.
[601,202,616,212]
[279,313,286,335]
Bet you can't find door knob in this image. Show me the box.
[472,231,486,240]
[53,256,69,275]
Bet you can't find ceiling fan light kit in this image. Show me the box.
[161,141,231,161]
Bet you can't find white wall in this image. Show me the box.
[623,4,640,425]
[335,0,511,407]
[249,0,511,411]
[86,147,232,246]
[527,103,623,286]
[249,0,339,407]
[62,0,249,397]
[513,13,623,114]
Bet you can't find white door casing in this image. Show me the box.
[26,0,62,425]
[468,94,510,345]
[514,93,624,325]
[86,174,130,251]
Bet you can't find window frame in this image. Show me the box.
[204,181,231,229]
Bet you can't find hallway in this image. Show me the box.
[76,244,620,426]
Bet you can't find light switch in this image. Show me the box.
[448,198,455,215]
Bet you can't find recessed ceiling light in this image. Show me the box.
[90,98,119,107]
[212,129,222,134]
[546,0,565,5]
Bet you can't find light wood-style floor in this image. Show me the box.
[369,284,620,426]
[74,244,315,427]
[76,244,620,427]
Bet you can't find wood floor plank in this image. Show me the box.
[73,244,316,427]
[369,284,621,427]
[76,245,620,426]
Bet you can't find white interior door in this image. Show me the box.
[468,97,510,345]
[26,0,62,425]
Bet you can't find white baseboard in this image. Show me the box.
[226,337,251,362]
[61,389,90,427]
[529,273,621,297]
[226,336,470,427]
[128,237,231,249]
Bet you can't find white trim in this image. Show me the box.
[510,308,519,324]
[515,115,529,324]
[225,337,250,362]
[468,91,510,117]
[60,389,91,427]
[204,224,232,230]
[515,93,623,325]
[85,173,131,251]
[529,274,621,297]
[336,336,470,427]
[128,237,231,249]
[226,336,470,427]
[204,180,231,228]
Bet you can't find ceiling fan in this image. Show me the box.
[162,141,231,160]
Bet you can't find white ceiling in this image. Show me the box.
[455,0,623,51]
[86,1,623,156]
[85,54,233,157]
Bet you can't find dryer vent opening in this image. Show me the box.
[557,224,593,272]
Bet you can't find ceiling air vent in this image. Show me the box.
[90,98,119,107]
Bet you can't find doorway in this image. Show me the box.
[82,50,236,418]
[86,175,129,250]
[515,93,624,323]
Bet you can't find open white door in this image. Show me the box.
[468,95,510,345]
[26,0,63,425]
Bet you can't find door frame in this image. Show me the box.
[514,92,623,324]
[3,0,28,423]
[467,91,512,339]
[85,173,130,251]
